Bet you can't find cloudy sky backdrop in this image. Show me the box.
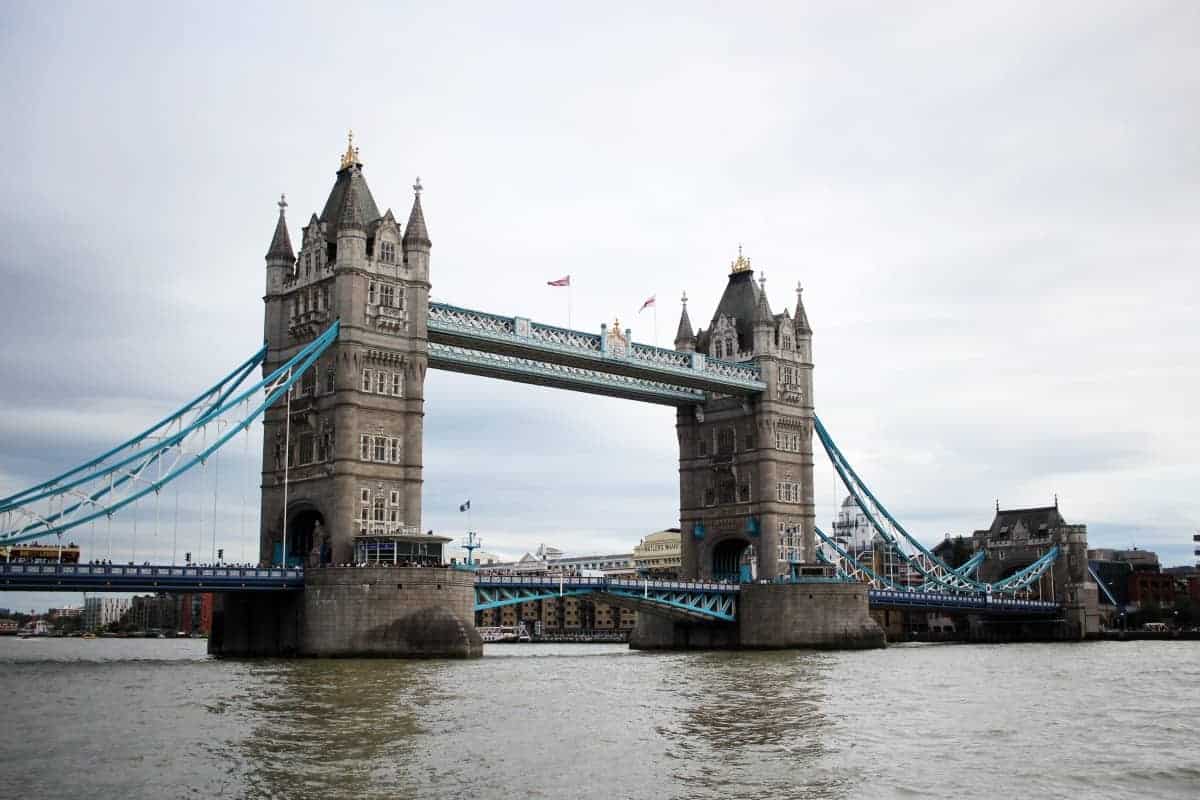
[2,2,1197,610]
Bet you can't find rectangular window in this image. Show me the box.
[300,369,316,397]
[374,436,387,462]
[704,487,716,506]
[718,478,737,505]
[389,490,400,506]
[316,433,328,462]
[738,479,751,503]
[298,433,315,465]
[698,439,708,457]
[322,285,330,311]
[361,488,370,503]
[375,371,387,394]
[389,437,401,463]
[360,434,371,461]
[391,372,403,397]
[324,367,335,394]
[718,428,735,455]
[361,368,372,392]
[368,281,377,305]
[380,284,395,308]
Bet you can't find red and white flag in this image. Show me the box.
[639,294,656,313]
[547,275,571,287]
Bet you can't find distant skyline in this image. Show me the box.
[2,2,1197,609]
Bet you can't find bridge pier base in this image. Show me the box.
[210,567,482,658]
[629,582,884,651]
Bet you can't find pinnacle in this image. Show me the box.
[266,194,295,261]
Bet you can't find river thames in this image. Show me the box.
[2,638,1197,799]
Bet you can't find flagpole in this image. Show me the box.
[568,279,573,330]
[654,301,658,347]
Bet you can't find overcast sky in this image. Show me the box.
[2,2,1197,610]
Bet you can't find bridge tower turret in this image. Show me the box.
[258,134,431,567]
[676,249,816,582]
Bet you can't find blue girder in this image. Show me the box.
[427,301,766,398]
[0,322,340,545]
[0,562,304,593]
[813,414,1061,596]
[474,576,739,622]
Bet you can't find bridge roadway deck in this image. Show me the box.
[0,562,303,592]
[0,564,1063,618]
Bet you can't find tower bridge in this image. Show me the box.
[0,137,1099,656]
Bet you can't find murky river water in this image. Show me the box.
[2,638,1197,799]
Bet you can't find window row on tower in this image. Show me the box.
[775,431,804,452]
[360,434,403,464]
[777,482,802,503]
[702,476,752,506]
[358,486,406,535]
[367,280,404,309]
[292,284,331,319]
[360,368,404,397]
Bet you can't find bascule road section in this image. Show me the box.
[1,138,1098,658]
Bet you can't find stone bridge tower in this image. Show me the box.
[675,250,815,582]
[260,136,431,566]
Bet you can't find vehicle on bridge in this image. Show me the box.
[0,543,80,564]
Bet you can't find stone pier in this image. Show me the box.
[629,581,885,651]
[210,566,482,658]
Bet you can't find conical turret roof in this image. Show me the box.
[319,165,380,241]
[266,194,295,261]
[674,293,695,346]
[793,282,812,334]
[403,178,430,246]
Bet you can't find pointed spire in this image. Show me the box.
[339,129,361,171]
[753,275,773,324]
[730,243,752,274]
[403,176,430,247]
[793,280,811,334]
[266,193,295,261]
[674,291,695,350]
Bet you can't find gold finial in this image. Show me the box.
[681,290,688,307]
[339,129,360,170]
[413,176,423,196]
[278,193,288,215]
[730,243,752,274]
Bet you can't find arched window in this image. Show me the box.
[725,338,735,357]
[715,340,723,358]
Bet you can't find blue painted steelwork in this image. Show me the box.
[427,302,766,397]
[474,575,739,622]
[428,343,706,405]
[0,322,341,545]
[1089,563,1120,607]
[868,589,1060,616]
[0,562,304,592]
[813,414,1059,595]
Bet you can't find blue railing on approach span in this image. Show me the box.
[868,589,1060,615]
[0,562,305,592]
[473,574,740,594]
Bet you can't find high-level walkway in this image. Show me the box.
[428,302,766,404]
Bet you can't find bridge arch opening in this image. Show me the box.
[286,506,328,566]
[712,538,755,583]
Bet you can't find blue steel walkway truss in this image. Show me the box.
[474,576,739,622]
[427,302,766,404]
